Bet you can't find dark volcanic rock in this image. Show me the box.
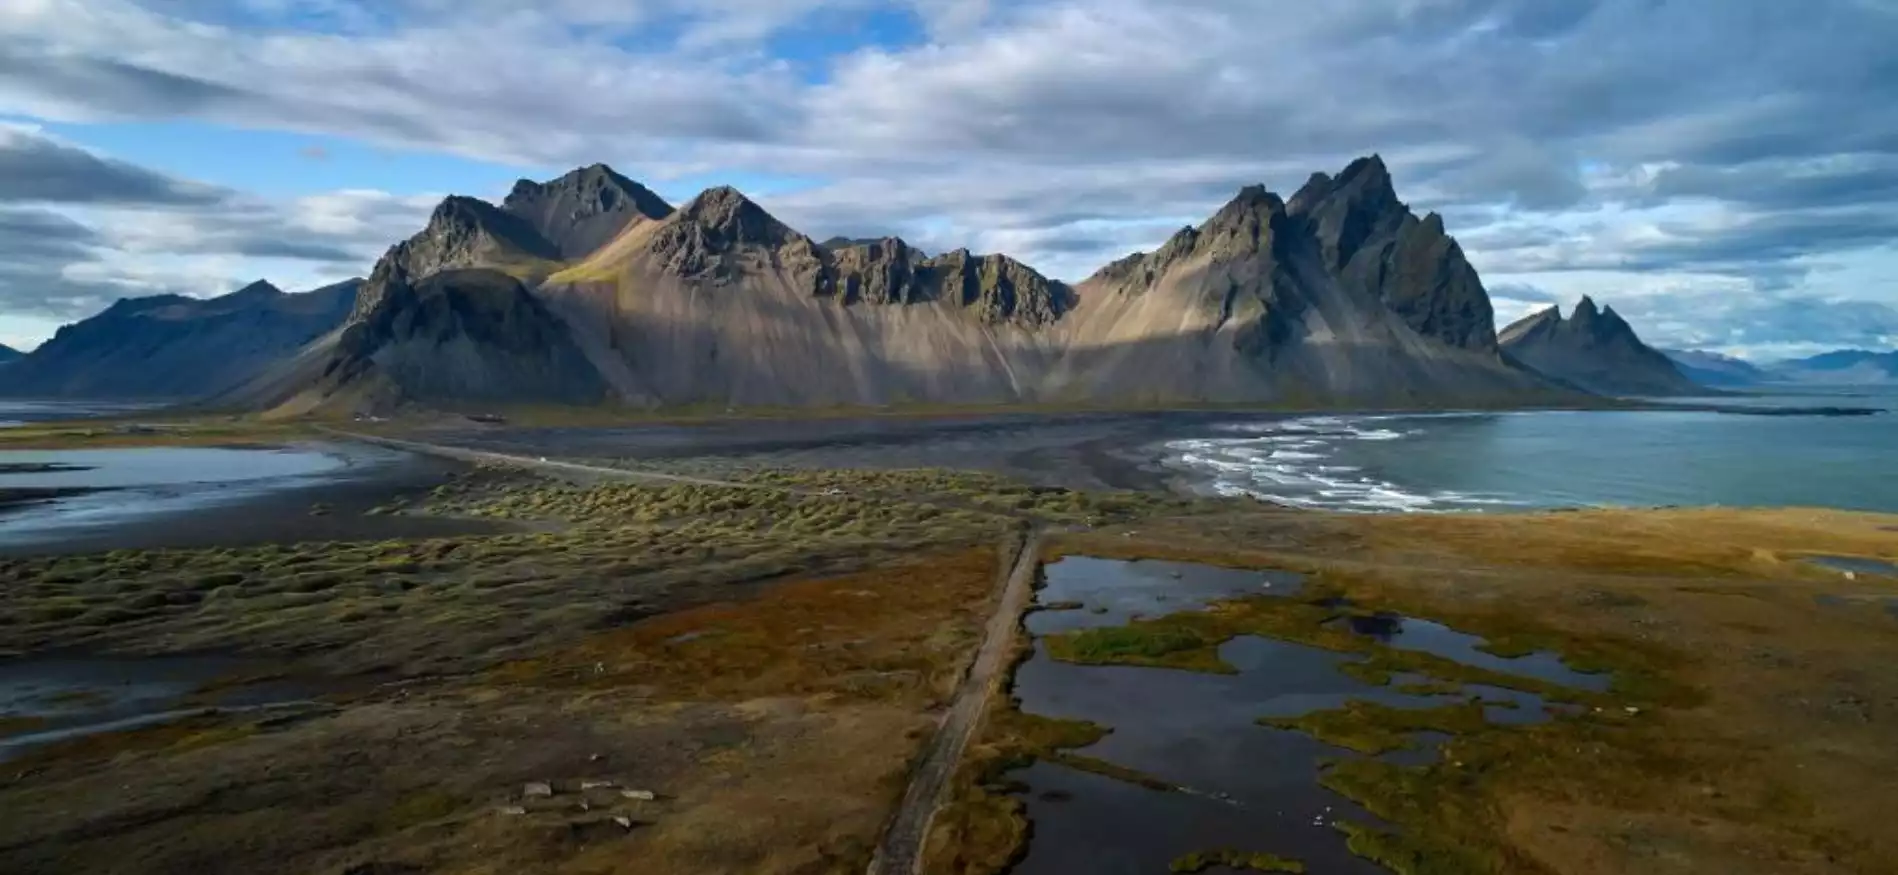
[0,279,358,400]
[652,190,1071,326]
[927,248,1070,327]
[819,238,1070,326]
[321,268,605,407]
[1286,155,1497,351]
[502,163,673,259]
[646,187,811,281]
[1499,297,1699,396]
[225,155,1551,411]
[348,197,561,321]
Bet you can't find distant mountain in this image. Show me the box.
[0,280,360,400]
[236,156,1564,414]
[1499,298,1699,396]
[1770,349,1898,384]
[1663,349,1770,388]
[0,343,20,365]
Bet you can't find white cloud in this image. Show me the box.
[0,0,1895,355]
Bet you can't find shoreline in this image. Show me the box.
[0,431,1895,873]
[0,441,514,556]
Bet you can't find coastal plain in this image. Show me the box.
[0,413,1895,875]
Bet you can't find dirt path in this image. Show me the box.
[333,426,1051,873]
[868,527,1043,875]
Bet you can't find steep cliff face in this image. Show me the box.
[1042,167,1542,404]
[1499,298,1699,396]
[533,187,1066,407]
[347,196,562,322]
[0,280,359,399]
[820,238,1070,326]
[266,269,605,414]
[233,157,1570,413]
[1285,156,1498,351]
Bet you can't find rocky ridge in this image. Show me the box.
[223,157,1574,412]
[1499,297,1699,396]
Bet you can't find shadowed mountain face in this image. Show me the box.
[0,344,20,364]
[0,280,360,400]
[1050,160,1541,404]
[1285,157,1498,351]
[290,269,605,412]
[1499,298,1699,397]
[236,157,1573,414]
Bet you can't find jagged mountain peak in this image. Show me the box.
[503,164,673,259]
[417,194,556,256]
[1500,296,1695,396]
[1208,184,1286,225]
[1339,153,1390,184]
[225,279,285,302]
[1497,305,1563,345]
[1288,154,1394,216]
[673,185,800,247]
[429,195,497,225]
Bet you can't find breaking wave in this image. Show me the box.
[1163,414,1528,513]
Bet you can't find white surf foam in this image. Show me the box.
[1166,415,1528,513]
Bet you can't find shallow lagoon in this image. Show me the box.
[1007,556,1605,872]
[0,443,493,552]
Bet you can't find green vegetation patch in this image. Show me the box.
[1332,820,1497,875]
[0,470,1020,674]
[1258,699,1491,755]
[1045,751,1176,792]
[1170,849,1306,873]
[1038,581,1672,708]
[1042,622,1228,673]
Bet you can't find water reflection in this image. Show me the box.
[1009,556,1602,871]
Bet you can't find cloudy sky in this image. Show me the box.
[2,0,1895,360]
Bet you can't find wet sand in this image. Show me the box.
[407,411,1262,494]
[0,445,515,556]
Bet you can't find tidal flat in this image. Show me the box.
[0,424,1894,875]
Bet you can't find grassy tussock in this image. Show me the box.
[1170,849,1306,873]
[1258,699,1492,755]
[0,472,1014,673]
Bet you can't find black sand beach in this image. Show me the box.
[0,444,515,556]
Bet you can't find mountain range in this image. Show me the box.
[1664,348,1898,386]
[0,157,1752,413]
[0,344,20,365]
[1497,298,1700,397]
[0,280,358,399]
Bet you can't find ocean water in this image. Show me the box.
[1166,387,1898,513]
[0,446,356,548]
[0,399,167,427]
